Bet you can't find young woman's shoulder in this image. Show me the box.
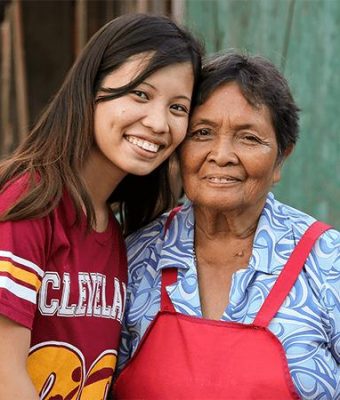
[0,175,52,329]
[0,174,31,215]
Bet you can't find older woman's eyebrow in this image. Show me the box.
[189,118,219,128]
[232,123,257,130]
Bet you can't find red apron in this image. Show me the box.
[114,218,331,400]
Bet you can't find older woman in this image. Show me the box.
[114,53,340,399]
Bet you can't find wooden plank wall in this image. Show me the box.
[186,0,340,228]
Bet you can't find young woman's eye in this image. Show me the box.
[171,104,189,114]
[131,90,148,100]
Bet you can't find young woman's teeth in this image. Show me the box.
[126,136,160,153]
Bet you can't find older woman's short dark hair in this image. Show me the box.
[197,52,300,160]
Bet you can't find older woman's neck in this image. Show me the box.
[193,204,262,240]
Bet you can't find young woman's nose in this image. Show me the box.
[207,137,239,166]
[142,106,170,134]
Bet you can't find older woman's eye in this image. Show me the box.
[243,134,262,143]
[187,128,211,139]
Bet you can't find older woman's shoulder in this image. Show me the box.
[126,202,193,253]
[124,214,168,293]
[263,193,339,267]
[266,194,339,278]
[126,213,168,258]
[265,193,339,236]
[125,204,193,294]
[126,203,185,251]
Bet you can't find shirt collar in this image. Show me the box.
[157,193,298,276]
[249,192,297,275]
[157,200,194,272]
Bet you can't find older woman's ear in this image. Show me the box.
[284,144,294,159]
[273,144,295,185]
[279,144,295,165]
[275,144,295,167]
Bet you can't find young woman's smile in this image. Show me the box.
[124,135,163,154]
[92,54,194,183]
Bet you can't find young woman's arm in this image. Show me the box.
[0,315,39,399]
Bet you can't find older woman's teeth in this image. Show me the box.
[126,136,160,153]
[209,177,235,183]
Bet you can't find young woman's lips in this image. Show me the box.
[124,135,166,155]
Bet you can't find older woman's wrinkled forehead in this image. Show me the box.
[195,52,300,159]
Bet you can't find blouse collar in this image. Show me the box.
[157,193,311,276]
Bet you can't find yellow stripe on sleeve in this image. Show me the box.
[0,260,42,291]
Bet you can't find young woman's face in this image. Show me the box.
[93,54,194,179]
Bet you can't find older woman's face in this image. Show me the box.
[180,82,283,213]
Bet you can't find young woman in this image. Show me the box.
[0,13,202,399]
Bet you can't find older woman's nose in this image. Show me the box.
[142,107,170,134]
[207,137,239,166]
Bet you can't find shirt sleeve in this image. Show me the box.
[116,215,167,373]
[0,183,51,329]
[318,228,340,364]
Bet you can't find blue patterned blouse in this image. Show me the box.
[118,193,340,399]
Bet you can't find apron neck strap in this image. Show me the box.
[163,206,182,235]
[160,207,182,312]
[254,221,332,328]
[161,268,178,312]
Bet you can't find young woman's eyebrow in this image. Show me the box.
[141,81,191,102]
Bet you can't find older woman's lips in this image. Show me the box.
[205,175,241,184]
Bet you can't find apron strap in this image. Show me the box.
[161,268,178,312]
[163,206,182,236]
[160,207,181,312]
[254,221,332,328]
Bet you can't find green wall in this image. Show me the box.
[186,0,340,228]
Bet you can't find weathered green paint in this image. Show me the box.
[186,0,340,228]
[282,0,340,227]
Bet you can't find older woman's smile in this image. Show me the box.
[204,175,242,184]
[180,82,281,213]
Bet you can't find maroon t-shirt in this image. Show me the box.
[0,176,127,399]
